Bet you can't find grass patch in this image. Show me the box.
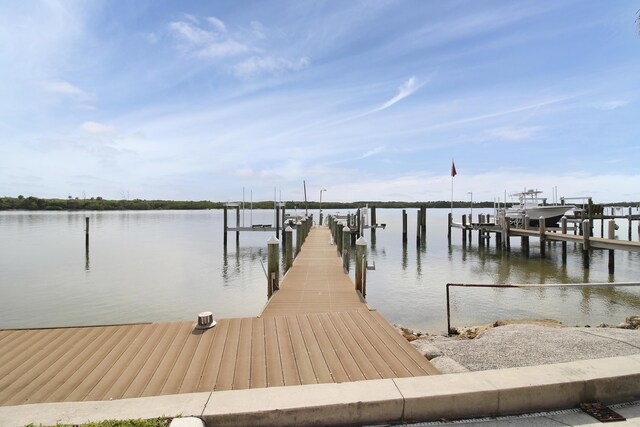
[25,417,174,427]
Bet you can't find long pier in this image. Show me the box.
[0,227,436,408]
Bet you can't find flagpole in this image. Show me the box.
[450,158,454,214]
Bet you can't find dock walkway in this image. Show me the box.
[0,227,436,407]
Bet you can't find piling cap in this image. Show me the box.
[195,311,216,330]
[285,226,293,232]
[267,235,280,244]
[343,225,351,232]
[356,236,368,246]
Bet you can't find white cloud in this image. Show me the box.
[598,100,629,110]
[168,19,249,57]
[81,121,116,134]
[42,80,91,99]
[488,126,540,141]
[207,16,227,33]
[360,146,385,159]
[234,56,309,76]
[377,76,422,111]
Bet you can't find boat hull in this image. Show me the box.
[505,206,572,227]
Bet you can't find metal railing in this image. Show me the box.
[446,282,640,335]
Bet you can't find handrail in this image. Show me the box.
[446,282,640,335]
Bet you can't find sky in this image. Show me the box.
[1,1,639,203]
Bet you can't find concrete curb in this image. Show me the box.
[1,356,639,427]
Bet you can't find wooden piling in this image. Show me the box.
[561,216,567,264]
[337,221,344,256]
[267,236,280,298]
[629,208,633,241]
[462,214,467,244]
[343,225,351,271]
[447,212,452,239]
[522,215,530,256]
[276,205,280,239]
[235,206,240,244]
[608,220,615,274]
[402,209,407,244]
[223,206,228,246]
[355,236,367,297]
[539,217,546,258]
[284,226,293,272]
[583,219,590,268]
[85,217,90,247]
[416,209,421,246]
[420,206,426,239]
[296,221,303,256]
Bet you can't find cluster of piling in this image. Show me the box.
[448,211,640,274]
[327,215,368,297]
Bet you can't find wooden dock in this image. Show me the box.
[0,227,437,407]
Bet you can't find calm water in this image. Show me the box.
[1,209,638,333]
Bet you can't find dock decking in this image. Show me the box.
[0,227,437,407]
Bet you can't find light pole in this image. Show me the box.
[319,189,327,225]
[468,191,473,222]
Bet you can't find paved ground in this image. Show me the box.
[410,324,640,373]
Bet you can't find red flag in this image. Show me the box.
[451,160,457,177]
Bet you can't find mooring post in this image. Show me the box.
[462,214,467,244]
[85,217,90,246]
[343,225,351,271]
[267,236,280,298]
[629,207,633,241]
[276,205,280,239]
[522,215,530,256]
[223,206,228,246]
[370,206,377,246]
[447,212,452,240]
[235,206,240,244]
[356,208,361,237]
[420,206,426,239]
[402,209,408,244]
[337,221,344,256]
[583,219,590,268]
[561,216,568,264]
[416,209,421,246]
[355,236,367,297]
[284,226,293,272]
[296,221,303,256]
[608,220,615,274]
[539,217,546,258]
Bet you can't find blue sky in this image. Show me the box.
[1,1,639,203]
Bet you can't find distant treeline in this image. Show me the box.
[1,196,636,211]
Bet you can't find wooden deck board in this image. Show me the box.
[0,227,437,407]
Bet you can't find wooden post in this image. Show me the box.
[629,207,633,241]
[583,219,590,268]
[235,206,240,244]
[370,206,377,246]
[539,217,546,258]
[505,218,511,251]
[267,236,280,298]
[522,215,530,256]
[416,209,421,246]
[276,204,280,239]
[337,221,344,256]
[608,220,615,274]
[356,208,361,237]
[355,236,367,296]
[588,198,594,236]
[402,209,407,244]
[223,206,228,246]
[85,217,90,247]
[295,221,302,256]
[477,215,482,246]
[447,212,452,239]
[420,206,426,239]
[285,226,293,272]
[561,216,567,264]
[462,214,467,244]
[343,225,351,271]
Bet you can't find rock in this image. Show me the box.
[626,315,640,328]
[429,356,470,374]
[617,322,634,329]
[410,339,443,360]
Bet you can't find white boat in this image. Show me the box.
[504,190,574,227]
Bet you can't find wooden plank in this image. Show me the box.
[32,326,122,403]
[215,318,242,391]
[3,326,105,406]
[83,324,158,401]
[196,319,230,392]
[306,314,348,383]
[263,316,284,387]
[250,317,267,389]
[122,321,184,399]
[65,325,145,402]
[347,311,412,378]
[368,311,439,376]
[297,314,333,384]
[316,313,365,382]
[179,325,218,394]
[232,317,253,390]
[103,323,167,400]
[337,311,396,378]
[0,328,70,379]
[325,312,381,380]
[275,316,300,386]
[287,316,317,385]
[159,323,202,396]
